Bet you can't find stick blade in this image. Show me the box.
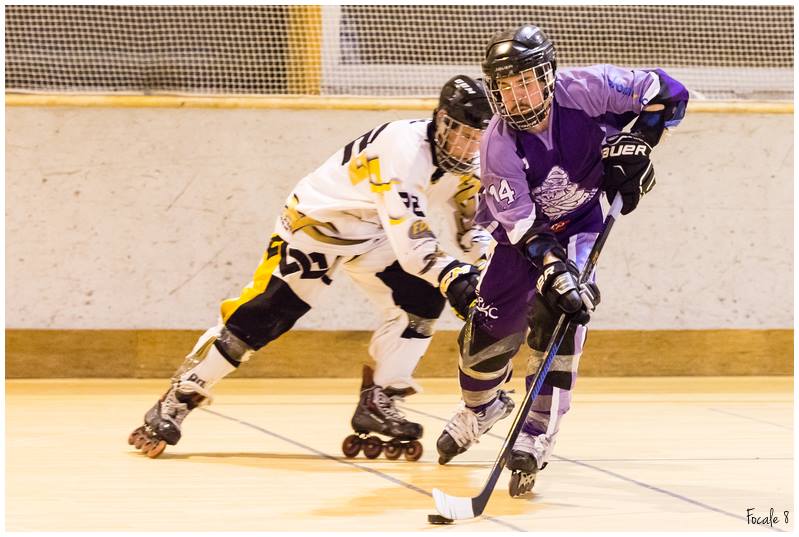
[432,488,475,520]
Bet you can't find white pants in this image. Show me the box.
[217,231,445,391]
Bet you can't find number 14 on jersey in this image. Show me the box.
[487,179,516,204]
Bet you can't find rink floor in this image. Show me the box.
[5,376,793,532]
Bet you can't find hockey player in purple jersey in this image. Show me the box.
[435,24,688,497]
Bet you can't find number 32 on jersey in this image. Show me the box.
[487,179,516,204]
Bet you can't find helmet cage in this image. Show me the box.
[486,61,555,130]
[434,112,484,174]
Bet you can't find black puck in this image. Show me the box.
[428,514,454,525]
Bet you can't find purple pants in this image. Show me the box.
[460,214,601,465]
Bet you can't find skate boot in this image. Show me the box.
[436,389,515,465]
[128,380,211,458]
[507,431,542,497]
[342,365,424,461]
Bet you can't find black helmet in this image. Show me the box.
[482,25,557,130]
[433,75,493,173]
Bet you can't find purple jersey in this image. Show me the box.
[477,64,686,245]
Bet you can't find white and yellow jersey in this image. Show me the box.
[275,119,490,286]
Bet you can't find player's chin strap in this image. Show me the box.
[431,192,624,522]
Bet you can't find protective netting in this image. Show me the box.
[6,5,794,100]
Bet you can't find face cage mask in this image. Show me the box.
[488,62,555,130]
[434,113,484,174]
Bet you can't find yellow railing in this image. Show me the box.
[4,93,793,114]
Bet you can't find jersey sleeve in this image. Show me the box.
[557,65,689,144]
[480,122,542,246]
[447,173,492,264]
[361,137,458,287]
[374,186,458,287]
[556,64,657,117]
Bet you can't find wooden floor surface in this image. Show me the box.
[5,376,794,532]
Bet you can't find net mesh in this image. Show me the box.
[6,5,794,100]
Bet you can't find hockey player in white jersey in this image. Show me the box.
[129,75,494,460]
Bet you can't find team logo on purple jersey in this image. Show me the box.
[532,166,598,221]
[474,296,498,320]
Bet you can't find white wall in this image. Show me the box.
[5,106,793,330]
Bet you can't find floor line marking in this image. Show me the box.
[404,406,786,533]
[707,407,793,430]
[200,407,525,532]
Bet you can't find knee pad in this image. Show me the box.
[183,324,255,365]
[215,325,255,364]
[402,312,437,339]
[527,348,578,390]
[224,276,311,349]
[459,316,525,374]
[527,302,585,391]
[172,324,254,381]
[542,367,575,391]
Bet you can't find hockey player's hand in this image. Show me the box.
[536,258,599,325]
[458,228,492,257]
[601,132,655,215]
[439,261,480,320]
[578,281,601,321]
[474,253,488,272]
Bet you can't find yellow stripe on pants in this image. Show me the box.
[220,236,284,322]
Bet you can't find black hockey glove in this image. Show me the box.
[601,132,655,215]
[439,261,480,320]
[536,256,600,325]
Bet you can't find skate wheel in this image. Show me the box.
[383,442,402,460]
[133,433,148,450]
[362,436,383,459]
[139,438,155,453]
[145,440,167,459]
[341,434,362,458]
[404,440,423,462]
[128,427,143,446]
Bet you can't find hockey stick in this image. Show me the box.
[432,193,624,521]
